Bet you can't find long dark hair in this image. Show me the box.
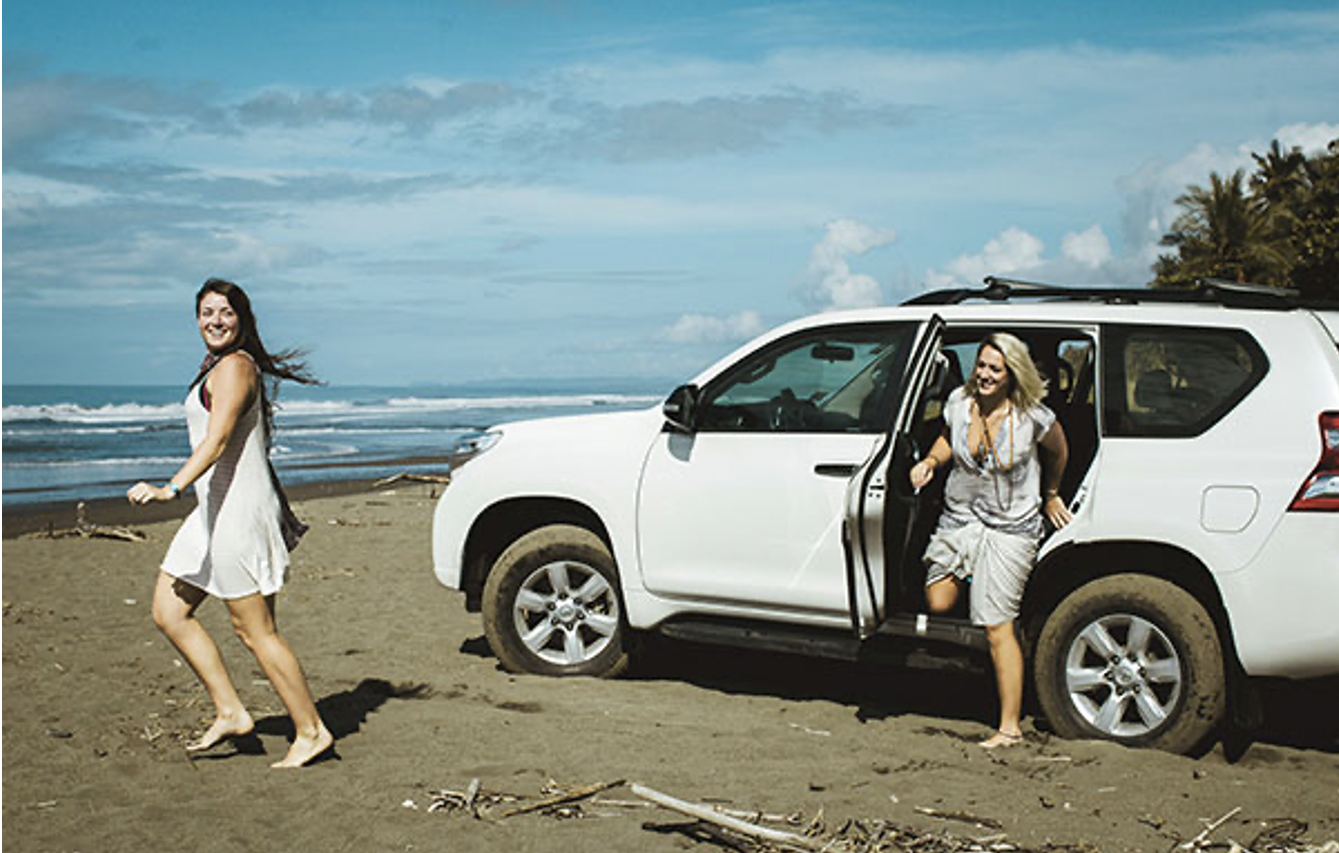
[191,277,319,437]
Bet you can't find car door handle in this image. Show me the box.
[815,463,860,477]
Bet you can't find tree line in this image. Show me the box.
[1153,137,1338,302]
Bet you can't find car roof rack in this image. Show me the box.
[902,276,1330,311]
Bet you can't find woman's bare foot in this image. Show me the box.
[979,729,1024,749]
[186,711,255,752]
[271,724,334,769]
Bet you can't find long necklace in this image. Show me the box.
[973,396,1016,511]
[971,397,1014,471]
[980,400,1014,473]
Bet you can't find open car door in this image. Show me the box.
[845,314,945,638]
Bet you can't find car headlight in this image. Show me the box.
[455,429,503,459]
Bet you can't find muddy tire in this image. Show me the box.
[481,524,630,677]
[1034,574,1226,754]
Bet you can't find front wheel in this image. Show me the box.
[481,524,630,677]
[1033,574,1226,754]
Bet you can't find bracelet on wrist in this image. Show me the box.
[166,481,181,498]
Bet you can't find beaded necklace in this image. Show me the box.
[972,395,1018,511]
[972,397,1015,472]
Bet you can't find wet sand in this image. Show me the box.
[3,484,1337,852]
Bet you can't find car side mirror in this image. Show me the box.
[663,383,701,433]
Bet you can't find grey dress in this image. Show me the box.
[923,387,1056,625]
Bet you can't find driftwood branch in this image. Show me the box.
[427,779,514,817]
[631,782,824,852]
[1177,806,1242,850]
[914,805,1004,830]
[371,472,452,490]
[494,779,625,819]
[59,502,147,542]
[462,778,481,813]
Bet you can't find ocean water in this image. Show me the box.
[2,381,665,508]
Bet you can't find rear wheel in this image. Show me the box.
[481,524,629,677]
[1034,574,1226,754]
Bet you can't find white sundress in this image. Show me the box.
[160,362,289,599]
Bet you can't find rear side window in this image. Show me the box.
[1102,325,1268,438]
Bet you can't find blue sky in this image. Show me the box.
[4,1,1338,387]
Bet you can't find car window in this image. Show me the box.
[1102,325,1268,438]
[918,329,1096,453]
[697,323,917,433]
[925,332,1093,411]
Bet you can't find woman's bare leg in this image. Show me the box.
[982,620,1025,747]
[925,576,964,614]
[151,572,254,750]
[225,593,332,768]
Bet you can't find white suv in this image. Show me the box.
[431,280,1339,753]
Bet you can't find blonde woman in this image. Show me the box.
[909,332,1071,748]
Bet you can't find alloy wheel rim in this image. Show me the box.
[513,559,620,666]
[1063,613,1183,738]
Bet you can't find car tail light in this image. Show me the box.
[1290,412,1339,511]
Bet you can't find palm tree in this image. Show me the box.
[1289,139,1339,301]
[1250,139,1308,214]
[1154,169,1291,288]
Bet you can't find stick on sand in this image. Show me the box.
[631,783,823,852]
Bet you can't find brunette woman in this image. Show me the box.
[128,278,332,768]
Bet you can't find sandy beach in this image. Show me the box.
[4,484,1337,853]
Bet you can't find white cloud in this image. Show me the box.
[1275,122,1339,155]
[804,218,896,310]
[1227,9,1339,36]
[662,311,765,344]
[925,227,1045,288]
[205,229,326,273]
[1061,225,1112,268]
[924,224,1130,289]
[548,90,906,163]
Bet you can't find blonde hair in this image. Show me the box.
[965,332,1048,411]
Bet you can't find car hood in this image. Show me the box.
[490,405,666,446]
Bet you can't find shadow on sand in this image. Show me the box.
[255,677,433,742]
[630,637,995,729]
[464,632,1339,757]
